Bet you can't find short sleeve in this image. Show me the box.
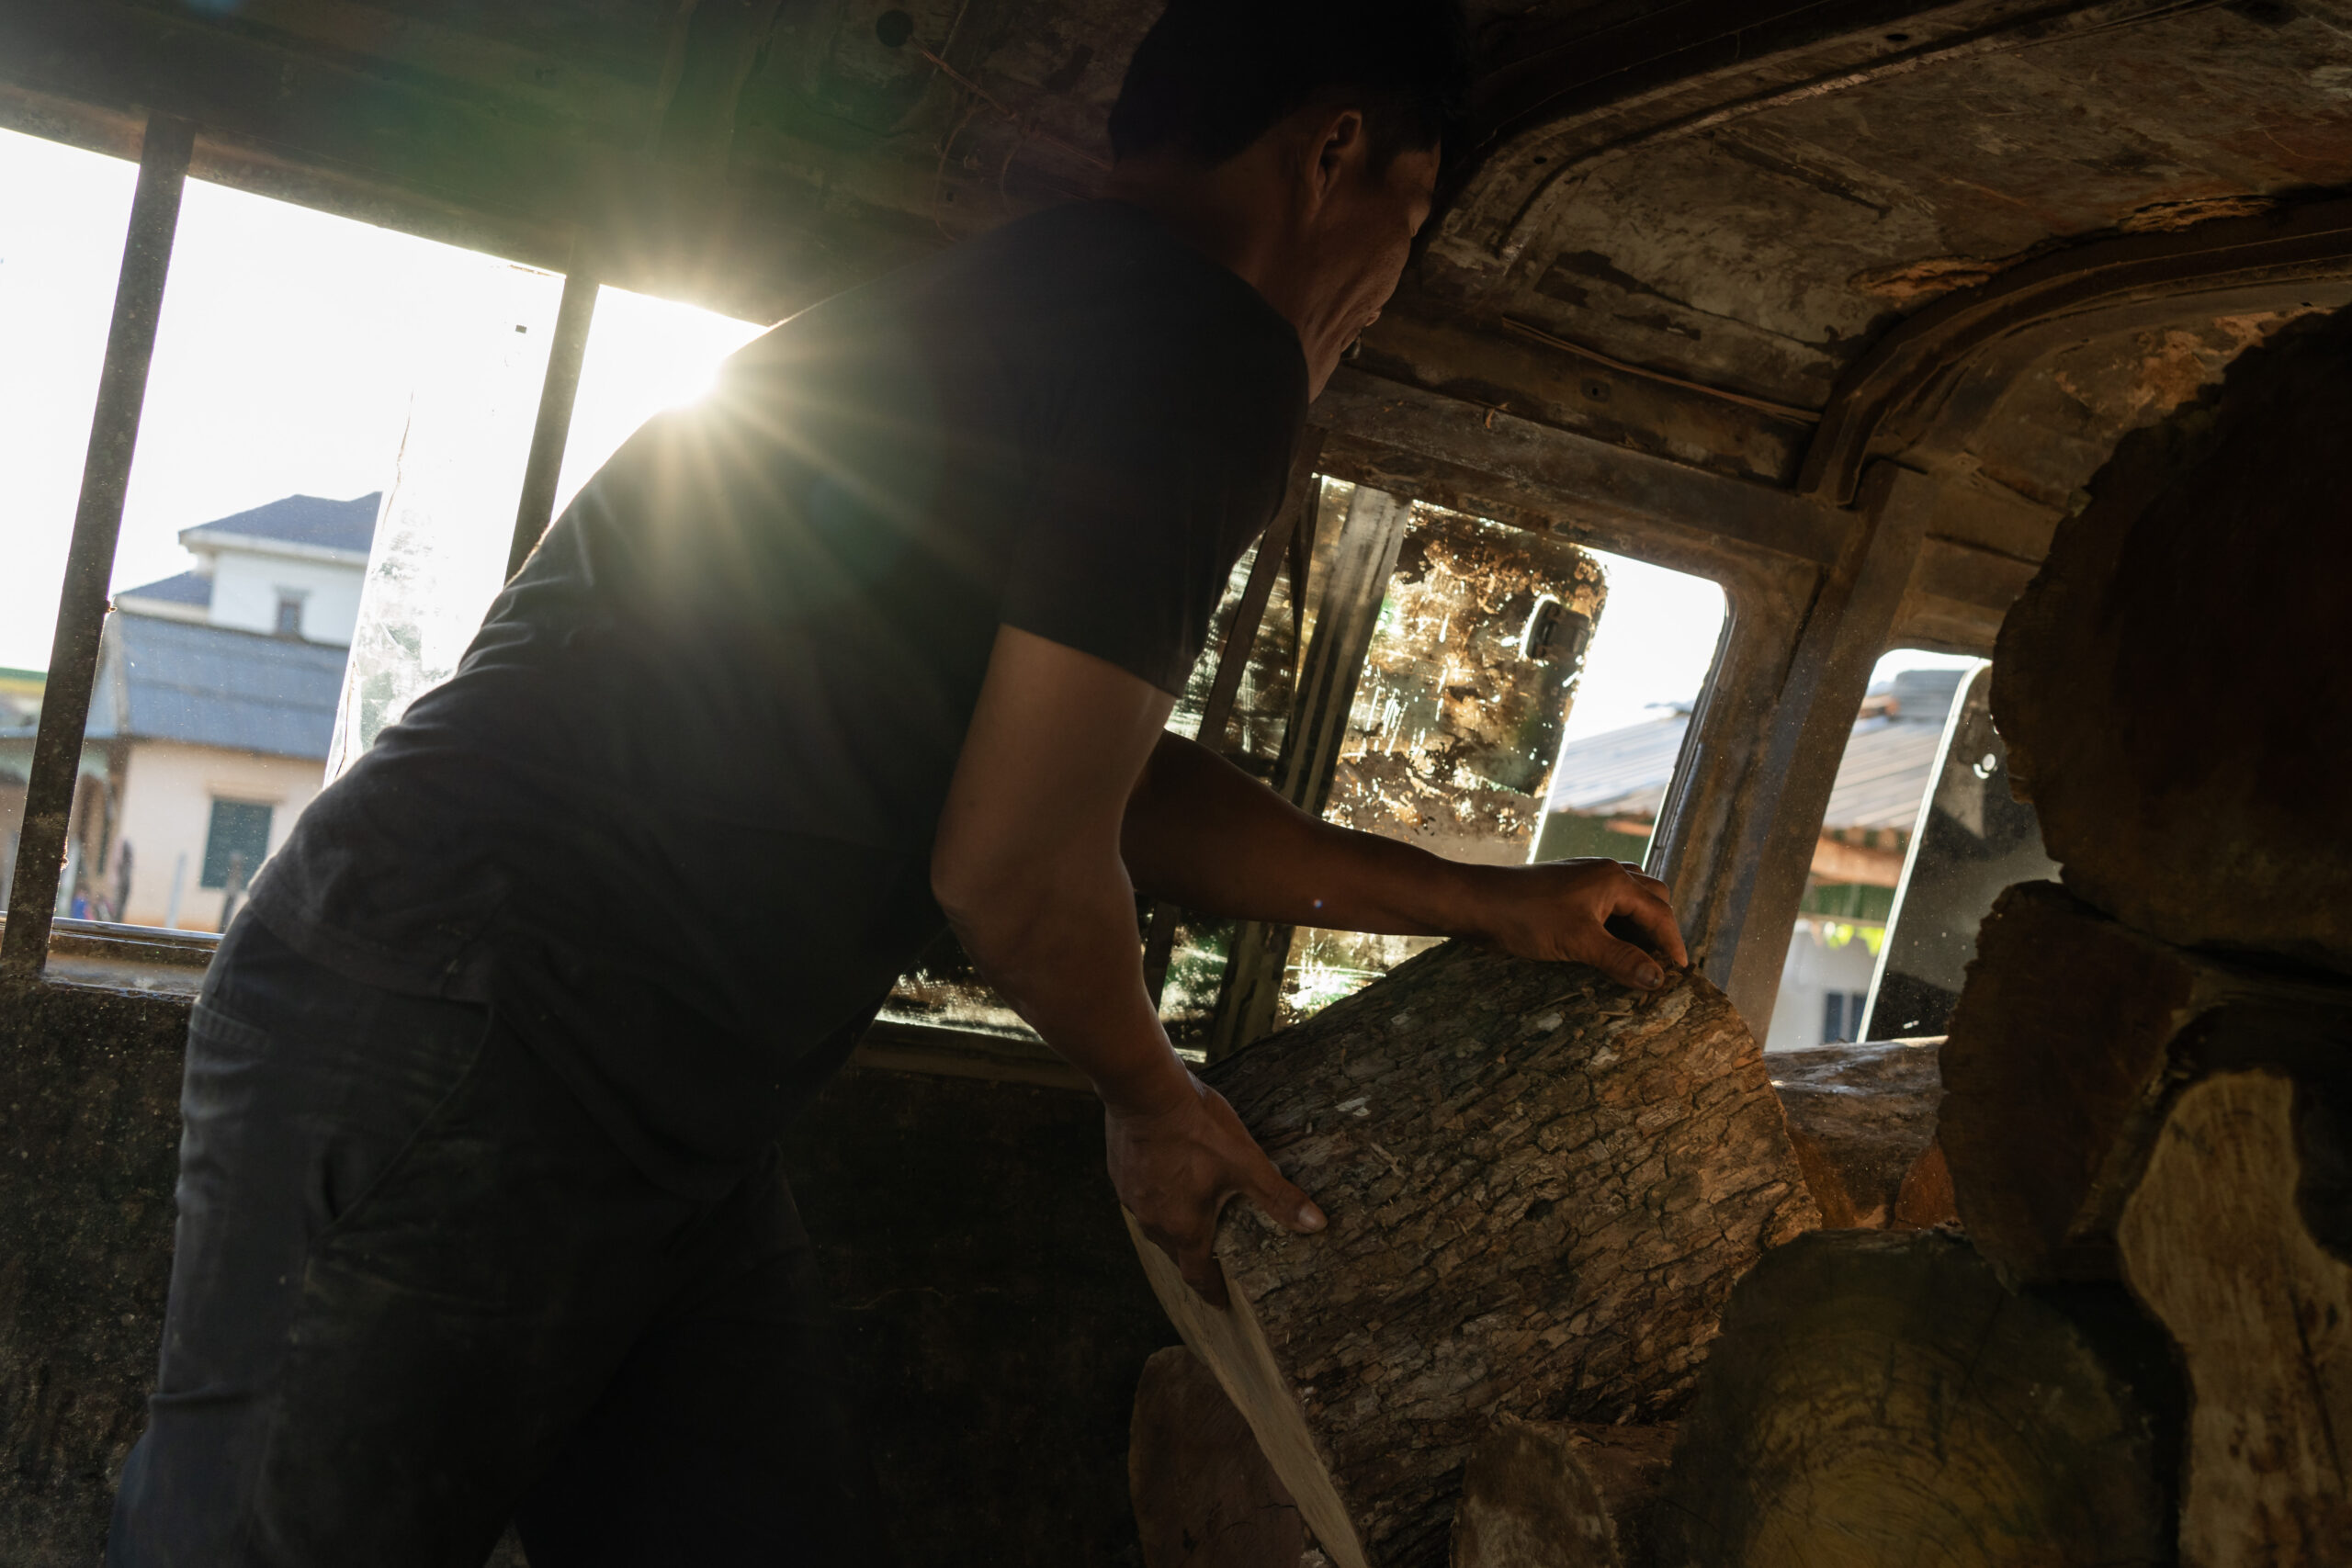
[1001,295,1306,694]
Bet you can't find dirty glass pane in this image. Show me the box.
[1532,552,1728,869]
[1760,650,1979,1052]
[1272,502,1610,1031]
[0,130,140,926]
[327,262,563,772]
[1858,663,2055,1040]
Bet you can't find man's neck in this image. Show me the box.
[1101,155,1310,333]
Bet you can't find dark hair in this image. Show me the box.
[1108,0,1472,172]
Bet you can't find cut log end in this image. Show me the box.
[1450,1418,1674,1568]
[1654,1229,2176,1568]
[1131,1345,1308,1568]
[2118,1070,2352,1566]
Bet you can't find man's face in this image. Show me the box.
[1298,141,1442,396]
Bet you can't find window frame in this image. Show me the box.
[0,112,596,988]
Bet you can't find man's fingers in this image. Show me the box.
[1243,1158,1326,1235]
[1587,931,1668,989]
[1618,883,1690,968]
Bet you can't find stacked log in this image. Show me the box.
[1646,308,2352,1564]
[1651,1230,2178,1567]
[1125,943,1817,1568]
[1131,1346,1306,1568]
[2117,1072,2352,1563]
[1764,1038,1951,1229]
[1449,1417,1674,1568]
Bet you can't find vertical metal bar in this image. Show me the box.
[508,265,601,579]
[1141,438,1324,1006]
[1204,485,1413,1059]
[2,115,193,984]
[1715,461,1929,1029]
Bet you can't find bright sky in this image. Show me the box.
[0,128,765,673]
[1557,549,1726,742]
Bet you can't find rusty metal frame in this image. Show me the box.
[1799,196,2352,504]
[1139,434,1325,1006]
[2,114,192,985]
[1204,485,1415,1060]
[508,265,602,578]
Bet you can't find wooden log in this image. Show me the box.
[1131,1345,1308,1568]
[1449,1418,1674,1568]
[1763,1037,1941,1228]
[1991,307,2352,978]
[1125,944,1819,1568]
[1890,1137,1956,1229]
[1651,1229,2178,1568]
[1939,879,2352,1282]
[2117,1070,2352,1566]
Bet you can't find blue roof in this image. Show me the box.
[115,569,212,607]
[183,492,381,556]
[87,613,347,761]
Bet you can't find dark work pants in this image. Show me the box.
[108,919,890,1567]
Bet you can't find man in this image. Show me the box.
[111,1,1686,1562]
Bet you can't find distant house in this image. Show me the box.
[1534,666,1967,1051]
[80,493,379,931]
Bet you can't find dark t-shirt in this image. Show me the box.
[248,200,1307,1197]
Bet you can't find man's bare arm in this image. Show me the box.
[1123,730,1688,988]
[933,626,1325,1305]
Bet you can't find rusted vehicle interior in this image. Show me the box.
[1,1,2346,1562]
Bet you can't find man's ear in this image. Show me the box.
[1308,108,1370,209]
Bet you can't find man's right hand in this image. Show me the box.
[1105,1069,1325,1309]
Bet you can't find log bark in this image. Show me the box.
[1764,1038,1941,1228]
[1449,1418,1673,1568]
[1939,879,2352,1281]
[1130,1345,1308,1568]
[2118,1070,2352,1566]
[1652,1229,2178,1568]
[1125,945,1818,1568]
[1992,307,2352,978]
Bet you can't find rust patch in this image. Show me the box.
[2117,194,2279,233]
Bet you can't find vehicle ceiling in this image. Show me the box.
[6,0,2351,577]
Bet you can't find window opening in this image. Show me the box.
[0,130,141,931]
[1761,650,1979,1052]
[1858,662,2054,1040]
[0,120,762,980]
[1532,551,1729,869]
[1266,499,1607,1032]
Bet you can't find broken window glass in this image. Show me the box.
[1761,651,1980,1052]
[1857,662,2054,1041]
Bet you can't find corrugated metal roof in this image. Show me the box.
[182,492,380,557]
[87,613,347,761]
[1547,714,1690,815]
[115,570,212,608]
[1545,702,1954,831]
[1819,719,1950,830]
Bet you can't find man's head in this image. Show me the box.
[1103,0,1473,395]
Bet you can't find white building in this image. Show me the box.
[85,493,379,931]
